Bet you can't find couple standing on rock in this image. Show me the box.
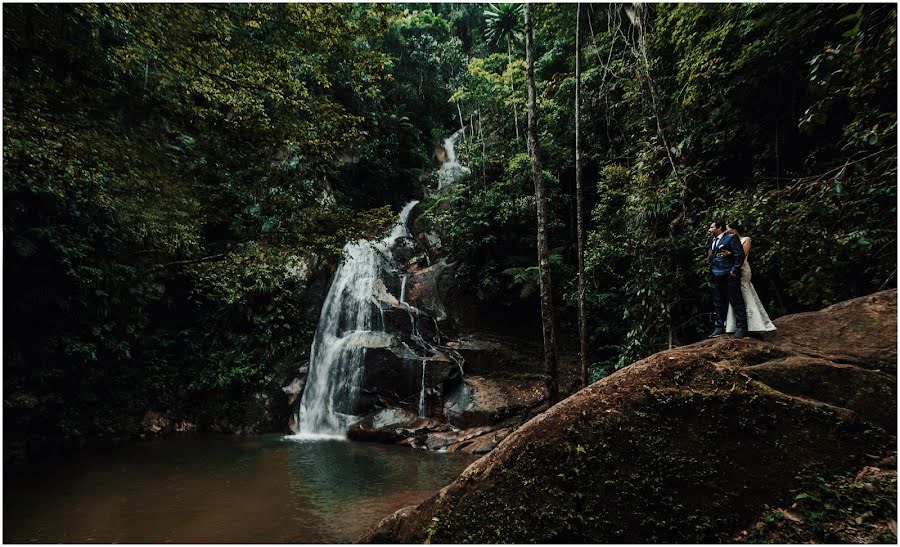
[707,220,777,339]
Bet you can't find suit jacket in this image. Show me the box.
[709,233,745,276]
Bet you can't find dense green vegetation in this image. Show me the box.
[424,3,896,370]
[3,4,460,459]
[4,4,896,460]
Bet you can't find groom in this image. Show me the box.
[707,220,748,339]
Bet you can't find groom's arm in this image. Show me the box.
[729,236,745,275]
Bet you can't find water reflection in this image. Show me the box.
[4,435,476,543]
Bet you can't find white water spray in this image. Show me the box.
[437,128,470,190]
[294,201,418,437]
[419,359,426,419]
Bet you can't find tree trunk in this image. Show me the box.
[508,36,521,142]
[575,3,588,388]
[525,4,559,403]
[479,107,487,187]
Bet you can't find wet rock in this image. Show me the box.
[360,290,897,544]
[375,273,403,307]
[358,346,463,416]
[379,306,409,333]
[443,375,544,429]
[282,376,307,407]
[409,202,445,262]
[358,347,421,412]
[173,420,197,433]
[291,255,335,324]
[390,236,420,266]
[379,306,441,346]
[405,259,455,322]
[140,411,196,435]
[141,411,170,434]
[445,427,513,454]
[280,365,311,434]
[362,505,419,544]
[417,231,445,262]
[347,408,446,444]
[405,254,430,272]
[419,426,511,454]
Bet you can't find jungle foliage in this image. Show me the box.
[423,3,896,373]
[3,3,460,459]
[4,3,896,458]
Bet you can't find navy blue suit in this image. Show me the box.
[709,233,747,330]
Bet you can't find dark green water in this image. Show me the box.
[4,435,477,543]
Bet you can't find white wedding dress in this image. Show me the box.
[726,237,777,333]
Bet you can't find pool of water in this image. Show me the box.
[4,435,477,543]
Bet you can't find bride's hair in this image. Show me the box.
[727,220,745,235]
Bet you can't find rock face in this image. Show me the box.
[346,331,550,449]
[443,375,544,429]
[293,200,551,442]
[360,290,897,543]
[347,408,438,444]
[140,410,197,435]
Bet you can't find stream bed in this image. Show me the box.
[4,434,477,543]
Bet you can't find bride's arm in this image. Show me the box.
[742,237,752,260]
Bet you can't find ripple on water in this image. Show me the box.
[282,432,347,442]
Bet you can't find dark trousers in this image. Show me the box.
[710,273,747,330]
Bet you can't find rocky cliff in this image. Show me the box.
[284,193,565,450]
[360,290,897,543]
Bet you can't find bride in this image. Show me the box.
[722,221,777,333]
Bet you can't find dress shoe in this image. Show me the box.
[733,329,747,339]
[708,327,725,338]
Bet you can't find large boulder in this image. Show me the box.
[379,307,441,347]
[347,408,440,444]
[417,426,513,454]
[357,343,463,417]
[409,202,446,262]
[443,375,544,429]
[767,290,896,374]
[360,290,897,543]
[405,259,456,322]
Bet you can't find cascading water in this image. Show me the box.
[419,360,426,418]
[291,130,471,442]
[437,127,471,190]
[295,201,419,437]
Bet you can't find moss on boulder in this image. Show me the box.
[360,290,896,543]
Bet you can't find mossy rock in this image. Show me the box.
[360,290,896,543]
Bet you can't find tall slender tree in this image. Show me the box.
[484,3,523,142]
[575,3,588,388]
[524,3,559,403]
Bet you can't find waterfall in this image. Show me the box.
[291,127,471,441]
[294,201,419,438]
[419,359,426,419]
[437,128,471,190]
[444,127,462,165]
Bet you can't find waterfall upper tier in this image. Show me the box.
[437,127,470,190]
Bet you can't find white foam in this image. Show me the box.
[282,433,347,443]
